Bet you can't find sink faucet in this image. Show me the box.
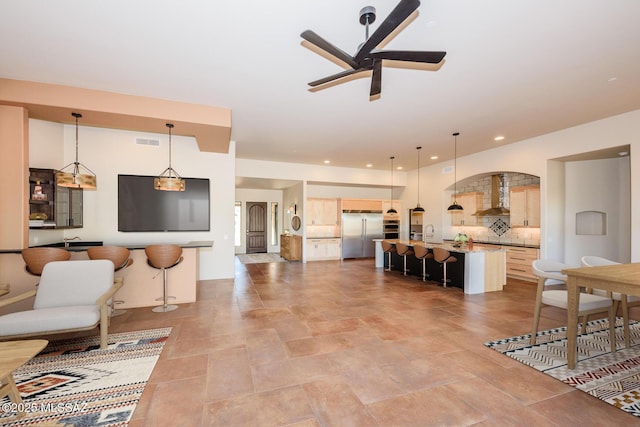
[63,236,81,248]
[425,224,435,235]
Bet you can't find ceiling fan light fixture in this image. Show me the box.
[447,132,464,212]
[56,112,97,190]
[154,123,185,192]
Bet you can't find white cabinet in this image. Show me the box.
[307,198,339,226]
[509,186,540,227]
[450,192,483,226]
[306,238,341,261]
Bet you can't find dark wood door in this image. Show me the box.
[246,202,267,253]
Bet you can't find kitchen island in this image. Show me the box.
[373,239,506,295]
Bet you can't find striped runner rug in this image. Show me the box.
[0,328,171,426]
[485,318,640,418]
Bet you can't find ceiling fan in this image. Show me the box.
[301,0,446,99]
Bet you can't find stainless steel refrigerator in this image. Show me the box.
[341,211,384,259]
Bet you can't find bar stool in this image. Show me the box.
[87,246,134,316]
[413,245,433,282]
[395,243,414,276]
[145,244,183,312]
[432,247,457,288]
[381,241,397,271]
[21,247,71,277]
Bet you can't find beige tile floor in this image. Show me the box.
[107,258,638,426]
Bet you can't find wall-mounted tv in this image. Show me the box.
[118,174,210,232]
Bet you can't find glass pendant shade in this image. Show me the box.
[155,123,185,191]
[447,132,463,211]
[387,156,397,214]
[414,146,424,212]
[56,112,97,189]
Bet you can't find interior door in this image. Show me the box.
[246,202,267,253]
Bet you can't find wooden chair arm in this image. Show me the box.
[0,289,37,308]
[95,277,124,306]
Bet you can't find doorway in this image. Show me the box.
[246,202,267,253]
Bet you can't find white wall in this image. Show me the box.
[564,157,630,265]
[28,120,236,280]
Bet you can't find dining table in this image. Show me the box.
[562,262,640,369]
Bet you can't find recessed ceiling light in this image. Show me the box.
[494,135,505,141]
[430,155,438,160]
[396,166,403,170]
[366,163,373,168]
[323,160,330,164]
[608,77,618,83]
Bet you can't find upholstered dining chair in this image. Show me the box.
[0,260,122,349]
[531,259,616,350]
[21,247,71,277]
[87,246,134,316]
[581,255,638,348]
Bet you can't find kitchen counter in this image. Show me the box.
[0,241,213,312]
[373,239,506,295]
[440,239,540,249]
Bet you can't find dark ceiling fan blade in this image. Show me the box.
[308,68,367,87]
[369,50,446,63]
[370,60,382,97]
[354,0,420,63]
[301,30,359,69]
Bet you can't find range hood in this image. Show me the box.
[474,174,510,217]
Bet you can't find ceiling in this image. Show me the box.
[1,1,639,173]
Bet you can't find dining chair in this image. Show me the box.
[531,259,616,351]
[581,255,639,348]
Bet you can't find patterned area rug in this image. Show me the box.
[0,328,171,426]
[237,253,285,264]
[485,318,640,418]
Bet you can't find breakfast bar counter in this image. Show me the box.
[0,241,213,312]
[373,239,506,295]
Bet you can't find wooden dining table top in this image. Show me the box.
[562,262,640,294]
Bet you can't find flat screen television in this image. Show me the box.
[118,174,210,232]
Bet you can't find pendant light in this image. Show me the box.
[56,112,97,189]
[154,123,185,191]
[387,156,397,214]
[413,146,424,212]
[447,132,463,211]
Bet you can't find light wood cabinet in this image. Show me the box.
[450,192,483,226]
[280,234,302,261]
[510,185,540,227]
[306,238,341,261]
[505,246,539,282]
[307,198,339,226]
[381,200,401,217]
[342,198,383,212]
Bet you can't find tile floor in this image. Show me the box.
[107,258,638,426]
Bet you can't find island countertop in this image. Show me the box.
[373,239,505,254]
[0,241,213,254]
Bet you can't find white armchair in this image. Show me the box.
[531,259,615,349]
[0,260,123,349]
